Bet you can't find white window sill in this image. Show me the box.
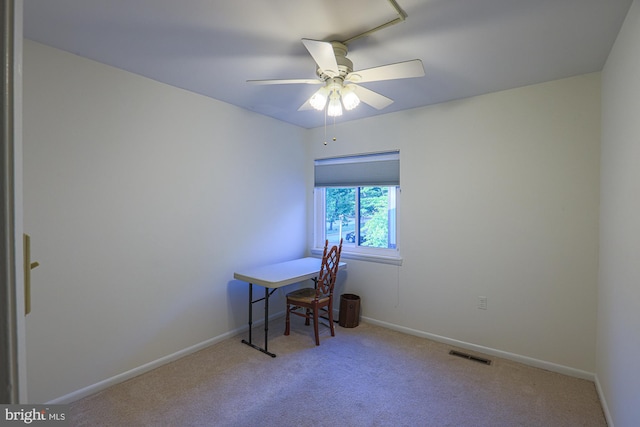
[310,248,403,266]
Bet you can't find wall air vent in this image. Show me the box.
[449,350,492,365]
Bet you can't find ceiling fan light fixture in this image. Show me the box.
[309,86,329,111]
[327,93,343,117]
[251,39,425,119]
[341,86,360,111]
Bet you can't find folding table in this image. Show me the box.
[233,257,346,357]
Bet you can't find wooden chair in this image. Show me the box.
[284,239,343,345]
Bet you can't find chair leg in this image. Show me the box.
[328,305,335,337]
[313,308,320,346]
[284,303,290,336]
[305,308,311,326]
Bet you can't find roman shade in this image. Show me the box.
[314,151,400,187]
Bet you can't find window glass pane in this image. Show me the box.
[321,186,397,251]
[359,187,395,249]
[325,188,355,246]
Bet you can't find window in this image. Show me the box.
[319,185,398,249]
[314,152,401,265]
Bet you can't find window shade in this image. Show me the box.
[314,151,400,187]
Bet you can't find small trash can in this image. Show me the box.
[339,294,360,328]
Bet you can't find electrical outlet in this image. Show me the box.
[478,296,487,310]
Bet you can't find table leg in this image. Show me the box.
[241,283,276,358]
[248,283,253,343]
[264,286,269,354]
[241,283,253,347]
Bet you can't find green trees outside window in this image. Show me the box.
[325,187,396,249]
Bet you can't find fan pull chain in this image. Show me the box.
[332,116,337,142]
[324,103,328,145]
[323,103,337,145]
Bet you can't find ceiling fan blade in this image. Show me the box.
[346,59,425,83]
[351,84,394,110]
[301,39,339,77]
[247,78,322,85]
[298,98,313,111]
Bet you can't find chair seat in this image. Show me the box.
[286,287,330,304]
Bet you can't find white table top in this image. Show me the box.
[233,257,346,289]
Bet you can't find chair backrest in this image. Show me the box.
[317,239,343,297]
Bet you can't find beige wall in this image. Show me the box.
[599,0,640,425]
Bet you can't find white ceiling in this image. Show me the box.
[23,0,633,129]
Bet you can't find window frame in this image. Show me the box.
[312,186,403,266]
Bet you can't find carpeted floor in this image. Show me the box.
[69,318,607,426]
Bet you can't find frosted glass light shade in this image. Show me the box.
[341,86,360,110]
[309,87,329,110]
[327,94,342,117]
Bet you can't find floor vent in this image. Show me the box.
[449,350,492,365]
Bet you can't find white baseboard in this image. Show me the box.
[362,316,596,381]
[594,374,614,427]
[47,312,285,404]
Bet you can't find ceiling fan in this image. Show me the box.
[247,39,425,117]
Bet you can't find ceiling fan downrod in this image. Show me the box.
[343,0,407,45]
